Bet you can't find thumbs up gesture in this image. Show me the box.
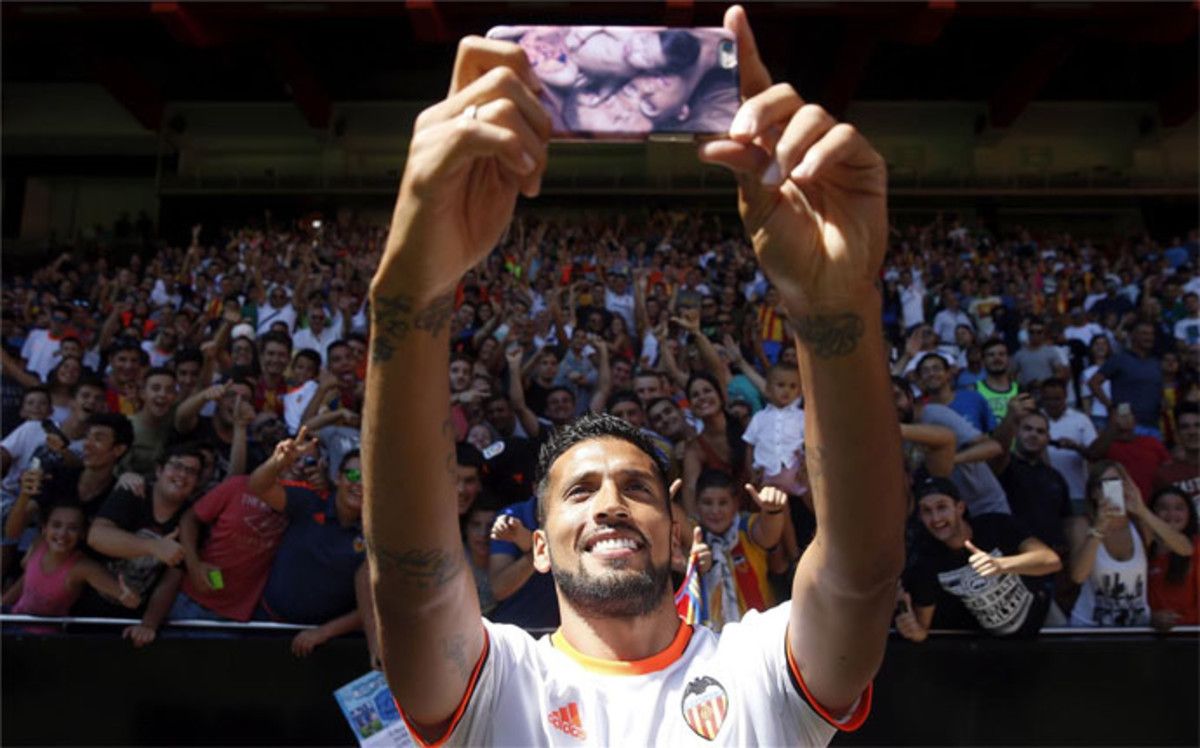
[153,527,185,567]
[116,574,142,609]
[744,483,788,515]
[964,539,1006,578]
[690,526,713,575]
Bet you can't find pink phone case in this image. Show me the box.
[486,25,739,141]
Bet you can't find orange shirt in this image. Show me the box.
[1147,537,1200,625]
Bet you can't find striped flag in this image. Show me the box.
[674,549,708,626]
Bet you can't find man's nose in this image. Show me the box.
[592,480,630,520]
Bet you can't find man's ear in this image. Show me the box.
[532,528,551,574]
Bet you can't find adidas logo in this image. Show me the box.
[547,702,586,740]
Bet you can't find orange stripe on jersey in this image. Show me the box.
[784,631,871,732]
[550,620,692,676]
[397,627,490,747]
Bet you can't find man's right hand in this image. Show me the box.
[189,560,223,593]
[153,529,185,566]
[271,425,318,470]
[370,38,551,304]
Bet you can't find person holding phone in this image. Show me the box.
[1067,461,1192,627]
[364,5,904,744]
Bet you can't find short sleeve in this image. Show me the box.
[903,560,938,608]
[192,477,243,524]
[95,488,143,530]
[282,484,321,520]
[742,412,762,445]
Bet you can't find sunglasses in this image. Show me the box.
[343,468,362,483]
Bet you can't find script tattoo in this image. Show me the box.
[370,291,455,362]
[793,313,865,358]
[367,542,463,590]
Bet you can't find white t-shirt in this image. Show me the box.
[1046,408,1098,501]
[0,420,48,507]
[400,604,869,746]
[1174,315,1200,347]
[256,303,297,335]
[743,401,806,473]
[1070,523,1150,627]
[20,329,63,382]
[604,289,636,333]
[291,325,341,364]
[282,381,319,435]
[1081,364,1111,418]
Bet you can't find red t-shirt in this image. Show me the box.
[1148,537,1200,625]
[181,475,289,621]
[1154,460,1200,513]
[1105,436,1170,500]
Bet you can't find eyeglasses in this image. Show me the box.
[343,468,362,483]
[166,459,200,477]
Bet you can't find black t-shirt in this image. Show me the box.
[904,513,1049,637]
[94,487,188,597]
[998,456,1073,556]
[524,381,554,419]
[41,466,115,521]
[170,416,266,481]
[480,436,540,509]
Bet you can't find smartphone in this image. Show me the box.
[1116,403,1132,418]
[487,25,739,141]
[29,457,41,472]
[208,568,225,591]
[1100,478,1125,514]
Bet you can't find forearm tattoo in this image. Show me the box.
[371,292,455,362]
[793,313,865,358]
[367,542,464,590]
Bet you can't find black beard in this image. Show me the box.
[551,551,671,620]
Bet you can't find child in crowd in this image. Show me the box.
[741,364,807,498]
[693,470,788,631]
[2,502,140,616]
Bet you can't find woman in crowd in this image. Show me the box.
[1081,334,1113,431]
[1146,487,1199,629]
[681,372,748,514]
[1068,461,1192,627]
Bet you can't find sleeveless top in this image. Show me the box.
[13,544,82,617]
[1070,522,1150,627]
[975,379,1019,424]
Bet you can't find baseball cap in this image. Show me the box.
[912,475,960,502]
[231,323,255,341]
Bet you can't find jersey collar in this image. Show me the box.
[550,619,692,676]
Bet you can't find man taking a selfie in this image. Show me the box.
[363,6,905,744]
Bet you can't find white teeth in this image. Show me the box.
[591,538,637,552]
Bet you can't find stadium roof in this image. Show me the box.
[3,1,1196,132]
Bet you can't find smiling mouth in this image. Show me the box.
[581,527,646,559]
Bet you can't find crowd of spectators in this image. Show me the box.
[1,209,1197,658]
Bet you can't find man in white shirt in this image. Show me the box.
[364,12,904,745]
[603,272,636,333]
[1038,378,1097,506]
[290,300,344,364]
[932,291,973,346]
[20,305,72,381]
[899,269,926,332]
[1173,291,1200,350]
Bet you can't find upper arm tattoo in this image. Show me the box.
[793,313,865,359]
[371,292,455,362]
[367,542,465,591]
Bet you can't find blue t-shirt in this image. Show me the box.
[262,484,365,625]
[948,389,996,434]
[487,497,560,631]
[1099,352,1162,429]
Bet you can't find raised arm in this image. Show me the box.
[700,6,904,714]
[363,38,550,736]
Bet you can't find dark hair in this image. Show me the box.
[22,385,50,403]
[260,331,293,353]
[605,389,643,414]
[158,442,204,467]
[338,448,362,473]
[1149,487,1197,584]
[534,412,669,523]
[456,442,484,472]
[695,468,736,497]
[223,368,255,390]
[72,375,106,396]
[1039,377,1068,393]
[687,372,748,474]
[644,396,677,415]
[657,29,701,73]
[85,412,134,449]
[891,375,914,397]
[174,347,203,368]
[293,348,321,371]
[107,336,142,359]
[981,337,1008,355]
[143,366,176,383]
[328,339,352,359]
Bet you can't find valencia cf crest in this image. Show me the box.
[681,676,728,741]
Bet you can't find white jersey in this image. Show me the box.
[399,603,869,746]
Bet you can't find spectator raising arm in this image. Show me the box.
[362,36,550,737]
